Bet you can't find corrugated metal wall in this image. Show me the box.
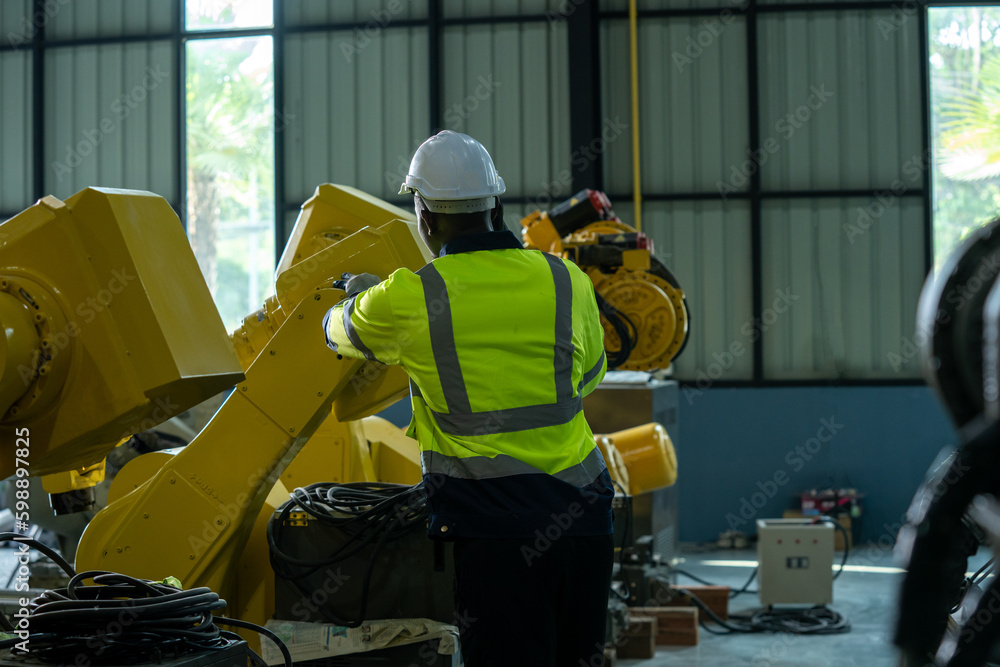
[443,0,564,19]
[757,10,924,379]
[285,0,428,25]
[601,15,754,380]
[0,50,32,215]
[758,11,922,191]
[599,6,925,380]
[0,1,33,216]
[642,201,755,380]
[45,0,174,40]
[0,0,178,215]
[762,198,925,379]
[0,1,929,381]
[602,17,749,195]
[441,22,570,203]
[44,41,177,204]
[283,28,429,207]
[0,1,31,45]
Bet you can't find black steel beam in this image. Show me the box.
[440,14,552,26]
[175,0,186,227]
[273,0,287,257]
[599,1,922,20]
[429,0,442,133]
[747,0,763,381]
[31,0,44,203]
[567,0,602,192]
[676,377,926,388]
[919,6,933,275]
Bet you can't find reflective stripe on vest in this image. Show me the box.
[420,446,606,487]
[583,350,606,388]
[343,294,377,362]
[414,256,581,437]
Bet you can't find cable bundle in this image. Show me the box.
[0,533,290,667]
[13,572,232,663]
[267,481,429,627]
[594,290,637,369]
[668,515,853,637]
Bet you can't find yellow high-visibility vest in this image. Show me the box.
[325,230,612,538]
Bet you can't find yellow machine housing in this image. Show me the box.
[70,184,432,649]
[0,189,243,480]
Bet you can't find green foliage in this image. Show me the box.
[931,7,1000,267]
[185,30,275,331]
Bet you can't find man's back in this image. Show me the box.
[328,229,613,539]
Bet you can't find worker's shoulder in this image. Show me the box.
[369,266,423,299]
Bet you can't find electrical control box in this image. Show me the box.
[757,518,834,606]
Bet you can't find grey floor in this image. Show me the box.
[619,543,993,667]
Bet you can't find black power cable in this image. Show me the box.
[0,533,291,667]
[267,481,430,627]
[594,290,637,369]
[610,479,633,603]
[665,515,852,636]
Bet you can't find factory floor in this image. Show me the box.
[621,543,994,667]
[0,538,991,666]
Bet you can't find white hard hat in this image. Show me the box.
[399,130,506,213]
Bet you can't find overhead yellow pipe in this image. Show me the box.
[629,0,642,232]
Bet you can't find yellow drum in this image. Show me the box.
[600,422,677,495]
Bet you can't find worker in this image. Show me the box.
[323,130,614,667]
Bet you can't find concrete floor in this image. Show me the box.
[620,544,993,667]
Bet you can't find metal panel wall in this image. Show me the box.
[0,0,32,46]
[285,0,428,25]
[43,42,177,204]
[601,0,739,13]
[642,200,754,380]
[758,10,922,191]
[441,22,570,203]
[601,17,749,195]
[283,28,429,206]
[443,0,563,19]
[0,50,32,216]
[46,0,176,40]
[761,198,925,379]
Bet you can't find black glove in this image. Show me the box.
[333,272,380,297]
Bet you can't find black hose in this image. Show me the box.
[0,533,290,667]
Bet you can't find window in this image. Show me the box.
[185,2,275,331]
[930,6,1000,269]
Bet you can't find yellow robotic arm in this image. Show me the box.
[71,184,431,635]
[522,189,690,371]
[0,188,244,511]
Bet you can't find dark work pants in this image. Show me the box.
[452,534,614,667]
